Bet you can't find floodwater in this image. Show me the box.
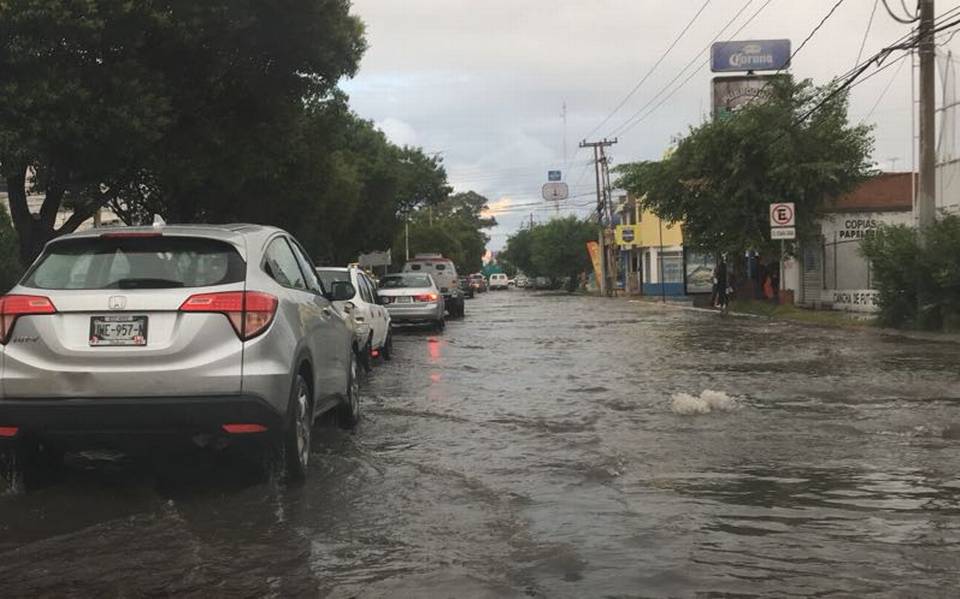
[3,292,960,597]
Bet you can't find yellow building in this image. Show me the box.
[614,195,701,296]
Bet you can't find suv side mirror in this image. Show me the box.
[328,280,356,302]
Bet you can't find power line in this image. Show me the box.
[861,52,909,122]
[857,0,882,68]
[613,0,777,137]
[607,0,762,138]
[882,0,920,23]
[793,0,849,65]
[583,0,714,139]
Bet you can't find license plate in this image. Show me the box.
[90,315,148,346]
[396,296,413,304]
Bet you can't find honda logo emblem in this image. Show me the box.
[108,296,127,310]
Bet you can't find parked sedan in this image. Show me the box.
[469,274,487,293]
[378,273,445,330]
[0,224,359,487]
[459,276,475,299]
[317,266,393,369]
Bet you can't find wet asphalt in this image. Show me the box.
[2,290,960,597]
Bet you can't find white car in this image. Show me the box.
[317,267,392,368]
[489,273,509,290]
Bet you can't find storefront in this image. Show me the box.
[801,172,914,312]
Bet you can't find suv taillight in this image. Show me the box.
[180,291,278,340]
[0,295,57,344]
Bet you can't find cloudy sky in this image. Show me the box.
[342,0,956,250]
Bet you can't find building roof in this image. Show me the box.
[825,172,914,213]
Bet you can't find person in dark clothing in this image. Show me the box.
[714,258,728,310]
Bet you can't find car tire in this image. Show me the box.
[336,353,361,429]
[361,337,374,372]
[382,331,393,361]
[0,444,28,494]
[281,372,312,482]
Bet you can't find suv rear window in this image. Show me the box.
[23,236,246,290]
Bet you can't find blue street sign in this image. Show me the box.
[548,170,562,182]
[711,39,791,73]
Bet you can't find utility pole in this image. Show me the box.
[918,0,937,232]
[580,138,618,296]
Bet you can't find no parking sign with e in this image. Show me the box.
[770,202,795,227]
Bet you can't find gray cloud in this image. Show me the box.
[344,0,945,249]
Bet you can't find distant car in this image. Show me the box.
[469,274,487,293]
[489,273,509,290]
[534,276,552,289]
[316,266,393,369]
[459,276,475,299]
[378,273,446,330]
[403,254,464,318]
[0,224,359,485]
[515,274,529,289]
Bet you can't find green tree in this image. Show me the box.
[0,0,366,261]
[501,217,595,289]
[393,191,495,273]
[614,79,874,258]
[499,227,535,276]
[862,215,960,331]
[530,217,596,288]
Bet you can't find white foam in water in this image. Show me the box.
[671,390,739,415]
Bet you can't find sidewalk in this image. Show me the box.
[624,295,960,345]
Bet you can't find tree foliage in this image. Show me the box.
[0,0,366,261]
[500,217,595,287]
[614,79,874,257]
[861,216,960,331]
[394,191,496,274]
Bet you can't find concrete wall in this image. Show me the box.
[818,210,913,312]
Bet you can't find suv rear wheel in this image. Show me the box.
[282,373,312,481]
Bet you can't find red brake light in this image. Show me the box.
[180,291,278,340]
[0,295,57,344]
[222,424,268,434]
[414,293,439,303]
[100,231,163,239]
[0,426,19,438]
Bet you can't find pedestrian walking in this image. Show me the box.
[714,256,729,312]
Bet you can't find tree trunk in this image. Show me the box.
[5,169,45,264]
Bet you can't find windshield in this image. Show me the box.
[23,236,245,290]
[380,274,432,289]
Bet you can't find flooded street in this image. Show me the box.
[3,291,960,597]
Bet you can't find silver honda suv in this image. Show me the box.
[0,224,360,485]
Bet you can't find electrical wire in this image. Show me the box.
[793,0,849,66]
[583,0,714,139]
[861,52,909,122]
[901,0,920,19]
[607,0,762,138]
[882,0,919,23]
[856,0,882,68]
[612,0,777,137]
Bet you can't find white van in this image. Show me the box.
[489,273,509,290]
